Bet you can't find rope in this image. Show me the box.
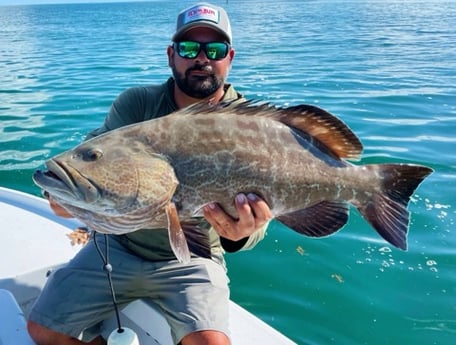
[93,232,124,332]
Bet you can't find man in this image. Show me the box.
[27,3,272,345]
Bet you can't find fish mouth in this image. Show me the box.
[33,159,99,204]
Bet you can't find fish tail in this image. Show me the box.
[357,164,433,250]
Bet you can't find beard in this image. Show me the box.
[172,64,224,99]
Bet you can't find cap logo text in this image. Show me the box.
[184,5,219,24]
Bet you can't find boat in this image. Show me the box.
[0,186,296,345]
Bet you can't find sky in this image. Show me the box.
[0,0,152,5]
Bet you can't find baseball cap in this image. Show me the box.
[172,3,232,44]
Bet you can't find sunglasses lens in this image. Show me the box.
[176,41,229,60]
[205,42,228,60]
[177,41,200,59]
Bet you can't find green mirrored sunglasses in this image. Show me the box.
[174,41,230,60]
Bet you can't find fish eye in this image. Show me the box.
[84,148,103,161]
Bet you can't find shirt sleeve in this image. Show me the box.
[85,87,146,140]
[240,221,269,250]
[220,221,269,252]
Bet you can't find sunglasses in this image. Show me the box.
[174,41,230,61]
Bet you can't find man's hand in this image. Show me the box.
[48,196,73,218]
[45,193,89,247]
[202,193,272,241]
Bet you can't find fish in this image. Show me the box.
[33,101,433,263]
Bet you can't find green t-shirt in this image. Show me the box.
[86,78,266,263]
[86,77,242,139]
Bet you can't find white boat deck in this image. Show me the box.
[0,186,296,345]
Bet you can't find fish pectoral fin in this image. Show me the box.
[277,201,349,237]
[181,220,212,259]
[165,202,191,264]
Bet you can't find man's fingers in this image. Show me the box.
[234,194,255,229]
[203,193,272,241]
[202,202,234,237]
[245,193,272,225]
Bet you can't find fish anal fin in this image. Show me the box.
[277,201,349,237]
[165,202,191,263]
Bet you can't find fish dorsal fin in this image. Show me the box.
[275,104,363,160]
[181,100,363,160]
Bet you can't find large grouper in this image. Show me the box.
[33,101,433,263]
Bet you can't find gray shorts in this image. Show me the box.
[28,235,230,344]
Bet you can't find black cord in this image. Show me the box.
[93,232,124,332]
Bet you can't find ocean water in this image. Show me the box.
[0,1,455,344]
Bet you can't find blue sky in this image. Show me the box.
[0,0,151,5]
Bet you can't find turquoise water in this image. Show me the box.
[1,1,455,344]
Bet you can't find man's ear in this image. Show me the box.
[229,48,235,63]
[167,45,174,68]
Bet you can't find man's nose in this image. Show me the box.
[195,48,210,63]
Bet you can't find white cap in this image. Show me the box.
[172,3,232,44]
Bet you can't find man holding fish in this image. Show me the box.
[28,1,434,344]
[28,3,272,345]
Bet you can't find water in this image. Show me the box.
[1,1,455,344]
